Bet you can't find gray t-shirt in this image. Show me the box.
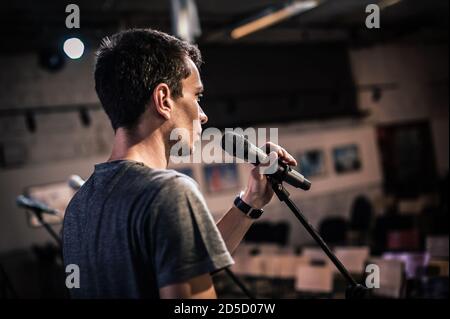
[62,160,234,299]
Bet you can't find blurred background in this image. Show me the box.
[0,0,448,299]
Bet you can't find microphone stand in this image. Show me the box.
[29,208,62,248]
[267,176,368,299]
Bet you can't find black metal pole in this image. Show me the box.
[33,211,62,248]
[224,268,256,299]
[268,178,358,288]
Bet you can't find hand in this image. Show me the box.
[241,142,297,209]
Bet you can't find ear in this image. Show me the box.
[152,83,174,120]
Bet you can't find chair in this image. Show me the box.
[319,217,348,246]
[244,221,290,246]
[349,196,373,245]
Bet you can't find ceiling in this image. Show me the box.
[1,0,448,54]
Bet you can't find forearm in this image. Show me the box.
[216,145,297,256]
[216,206,255,255]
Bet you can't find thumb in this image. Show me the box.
[258,151,278,175]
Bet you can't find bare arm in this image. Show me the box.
[216,205,255,255]
[217,143,298,255]
[159,273,217,299]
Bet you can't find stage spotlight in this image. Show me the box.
[63,38,84,59]
[39,49,65,72]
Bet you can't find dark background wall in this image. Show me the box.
[200,44,359,128]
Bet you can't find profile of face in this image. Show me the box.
[152,57,208,156]
[169,58,208,153]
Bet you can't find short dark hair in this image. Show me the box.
[94,29,202,130]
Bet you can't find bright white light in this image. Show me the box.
[231,0,318,39]
[63,38,84,59]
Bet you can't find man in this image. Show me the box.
[63,29,297,299]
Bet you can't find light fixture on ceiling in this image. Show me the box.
[39,48,65,72]
[171,0,202,43]
[378,0,402,10]
[63,37,85,59]
[230,1,319,40]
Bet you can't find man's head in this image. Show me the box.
[94,28,207,151]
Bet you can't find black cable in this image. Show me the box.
[0,264,18,299]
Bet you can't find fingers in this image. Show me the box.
[264,142,297,166]
[258,151,279,175]
[259,151,278,166]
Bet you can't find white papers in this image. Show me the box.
[333,246,370,274]
[295,264,333,293]
[369,258,404,298]
[302,247,329,264]
[232,254,309,279]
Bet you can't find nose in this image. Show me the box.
[199,106,208,125]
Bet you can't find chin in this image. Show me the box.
[190,137,201,154]
[190,142,197,154]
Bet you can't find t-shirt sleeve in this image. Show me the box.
[150,174,234,288]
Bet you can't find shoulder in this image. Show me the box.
[141,168,199,191]
[124,163,198,191]
[141,168,203,202]
[165,170,199,192]
[149,170,209,224]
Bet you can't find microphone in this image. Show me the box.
[68,175,85,190]
[221,132,311,191]
[16,195,60,215]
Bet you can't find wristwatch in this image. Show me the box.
[234,191,264,219]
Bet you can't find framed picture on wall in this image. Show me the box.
[296,149,327,178]
[203,163,239,194]
[332,144,362,174]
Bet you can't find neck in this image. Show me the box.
[109,126,169,170]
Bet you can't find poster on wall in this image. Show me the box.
[296,149,327,178]
[332,144,362,174]
[203,163,239,194]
